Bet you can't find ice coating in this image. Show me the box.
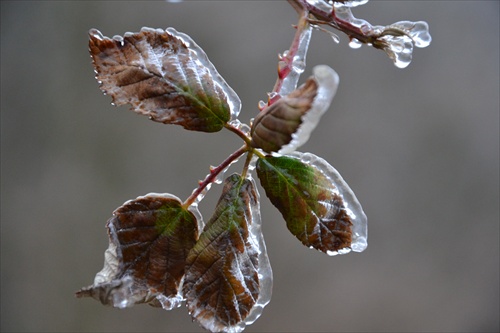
[333,0,369,8]
[379,34,414,69]
[190,181,213,206]
[287,152,368,254]
[218,176,273,333]
[77,192,200,309]
[279,65,339,155]
[239,176,273,328]
[185,176,273,333]
[229,119,251,137]
[244,153,259,175]
[187,201,205,234]
[279,24,312,97]
[387,21,432,48]
[156,290,184,311]
[334,6,373,33]
[165,27,242,120]
[306,0,333,12]
[93,240,119,285]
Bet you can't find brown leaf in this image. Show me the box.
[76,193,199,310]
[251,78,317,153]
[183,174,272,332]
[88,27,240,132]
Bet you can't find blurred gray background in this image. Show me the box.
[1,1,498,332]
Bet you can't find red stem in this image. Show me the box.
[183,144,248,208]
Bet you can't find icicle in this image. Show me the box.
[280,24,313,96]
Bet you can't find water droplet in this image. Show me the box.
[330,34,340,44]
[258,100,267,110]
[291,56,306,74]
[349,38,363,49]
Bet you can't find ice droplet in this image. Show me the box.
[349,38,363,49]
[292,56,306,74]
[380,34,413,68]
[408,21,432,48]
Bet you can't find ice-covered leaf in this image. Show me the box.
[183,174,272,333]
[256,152,367,255]
[251,65,339,154]
[76,193,199,310]
[89,27,241,132]
[251,77,316,153]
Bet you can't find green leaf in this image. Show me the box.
[76,193,199,310]
[256,152,367,255]
[88,27,241,132]
[183,174,272,333]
